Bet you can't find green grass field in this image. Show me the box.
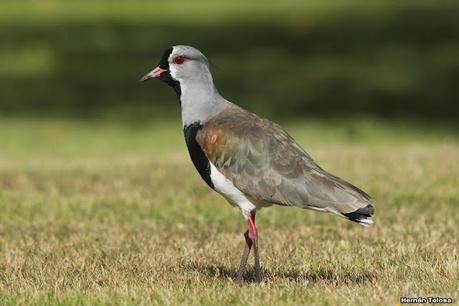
[0,117,458,305]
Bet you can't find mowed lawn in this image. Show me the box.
[0,117,458,305]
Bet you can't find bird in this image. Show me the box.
[141,45,374,283]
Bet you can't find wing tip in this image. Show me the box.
[343,204,375,226]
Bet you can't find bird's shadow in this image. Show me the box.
[183,262,376,284]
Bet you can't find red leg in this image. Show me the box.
[249,211,261,282]
[247,212,257,240]
[236,211,261,284]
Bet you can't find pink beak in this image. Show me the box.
[140,66,167,81]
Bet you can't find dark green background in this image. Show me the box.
[1,0,458,121]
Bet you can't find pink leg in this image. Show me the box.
[247,213,257,239]
[236,211,261,284]
[249,212,261,282]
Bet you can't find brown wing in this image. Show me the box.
[197,102,371,214]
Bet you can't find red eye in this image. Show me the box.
[173,56,185,65]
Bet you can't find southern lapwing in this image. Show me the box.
[141,45,374,283]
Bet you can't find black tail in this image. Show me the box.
[343,204,374,226]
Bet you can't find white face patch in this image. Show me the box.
[164,46,224,130]
[167,48,180,81]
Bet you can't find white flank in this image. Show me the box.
[209,162,256,218]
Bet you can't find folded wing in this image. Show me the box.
[197,102,372,218]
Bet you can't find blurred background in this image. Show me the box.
[1,2,458,303]
[1,0,458,122]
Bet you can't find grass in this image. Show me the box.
[0,117,458,305]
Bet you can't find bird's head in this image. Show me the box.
[141,45,212,96]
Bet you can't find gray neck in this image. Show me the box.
[179,76,224,126]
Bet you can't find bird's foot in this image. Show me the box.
[236,212,261,284]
